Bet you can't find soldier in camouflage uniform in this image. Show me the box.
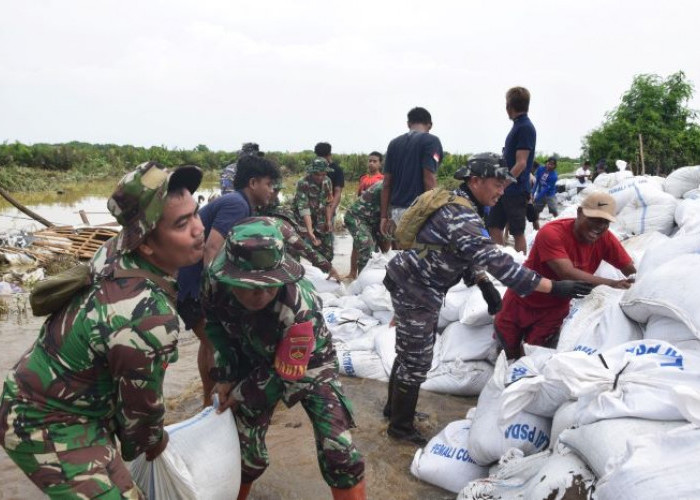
[383,153,595,445]
[343,181,391,279]
[0,162,205,498]
[220,142,262,194]
[293,157,335,262]
[202,218,366,500]
[259,180,341,282]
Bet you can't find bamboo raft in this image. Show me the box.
[31,226,119,260]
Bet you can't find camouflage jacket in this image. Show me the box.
[202,268,336,411]
[386,187,541,307]
[293,175,333,222]
[347,181,382,227]
[0,237,179,461]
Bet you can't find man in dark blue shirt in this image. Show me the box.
[380,107,443,239]
[487,87,536,254]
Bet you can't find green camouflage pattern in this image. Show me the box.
[344,182,387,272]
[215,218,305,289]
[306,157,333,174]
[0,236,181,496]
[107,162,202,254]
[453,152,515,182]
[292,174,334,262]
[201,260,364,487]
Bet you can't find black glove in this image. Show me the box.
[550,280,595,299]
[478,279,502,315]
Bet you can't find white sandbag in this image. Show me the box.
[614,184,678,235]
[644,314,697,344]
[672,385,700,425]
[458,446,595,500]
[318,292,341,307]
[558,418,686,478]
[336,322,388,351]
[372,309,394,325]
[440,282,469,324]
[549,400,577,447]
[636,232,700,277]
[437,322,496,363]
[569,295,643,355]
[544,340,700,425]
[410,415,488,493]
[607,176,661,213]
[458,285,505,326]
[354,250,395,292]
[620,254,700,337]
[373,323,397,374]
[594,424,700,500]
[674,197,700,235]
[322,294,370,314]
[422,359,493,396]
[468,353,552,465]
[322,307,379,343]
[336,349,388,381]
[130,406,241,500]
[663,165,700,198]
[683,187,700,199]
[359,283,393,311]
[303,264,345,294]
[593,170,633,189]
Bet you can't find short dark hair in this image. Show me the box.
[233,155,281,190]
[314,142,332,157]
[506,87,530,113]
[407,107,432,125]
[369,151,383,162]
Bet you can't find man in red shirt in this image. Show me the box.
[357,151,384,195]
[494,192,637,359]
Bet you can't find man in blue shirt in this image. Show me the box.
[532,156,559,229]
[380,107,443,240]
[177,155,281,406]
[487,87,536,254]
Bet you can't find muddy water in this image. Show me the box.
[0,182,474,499]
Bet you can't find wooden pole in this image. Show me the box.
[0,186,54,227]
[638,133,646,176]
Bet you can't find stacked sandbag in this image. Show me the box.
[663,165,700,198]
[674,197,700,235]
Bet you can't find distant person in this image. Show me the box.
[380,107,443,239]
[203,218,366,500]
[576,160,592,186]
[315,142,344,224]
[220,142,264,194]
[344,181,391,280]
[0,162,205,497]
[532,156,559,228]
[382,153,593,446]
[293,158,335,262]
[178,155,281,406]
[593,159,607,181]
[487,87,536,254]
[357,151,384,195]
[495,192,636,360]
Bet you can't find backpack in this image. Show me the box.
[30,263,176,317]
[394,188,473,255]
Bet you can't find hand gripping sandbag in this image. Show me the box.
[130,406,241,499]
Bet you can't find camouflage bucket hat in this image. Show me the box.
[307,157,332,174]
[239,142,261,156]
[107,161,202,254]
[453,152,516,182]
[220,217,304,289]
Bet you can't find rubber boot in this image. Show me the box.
[331,479,367,500]
[237,482,252,500]
[387,381,428,446]
[382,359,399,418]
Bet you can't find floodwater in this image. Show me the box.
[0,185,476,499]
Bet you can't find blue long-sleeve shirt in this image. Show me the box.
[533,166,558,201]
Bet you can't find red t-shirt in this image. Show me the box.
[357,172,384,195]
[514,218,633,309]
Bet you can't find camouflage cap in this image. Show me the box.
[307,157,332,174]
[217,217,304,289]
[107,161,202,254]
[453,152,516,182]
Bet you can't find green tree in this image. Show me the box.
[583,71,700,175]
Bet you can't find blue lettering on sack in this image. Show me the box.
[624,343,684,368]
[573,345,597,355]
[509,366,529,383]
[429,443,478,463]
[503,423,550,449]
[341,351,356,376]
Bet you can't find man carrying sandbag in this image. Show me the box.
[0,162,205,498]
[383,153,595,446]
[495,191,637,359]
[203,217,366,500]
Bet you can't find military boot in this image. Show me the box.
[382,359,399,418]
[387,381,428,446]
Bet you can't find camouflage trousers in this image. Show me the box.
[384,276,440,386]
[299,225,334,263]
[233,372,364,488]
[2,435,142,499]
[343,213,383,272]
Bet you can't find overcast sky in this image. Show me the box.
[1,0,699,158]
